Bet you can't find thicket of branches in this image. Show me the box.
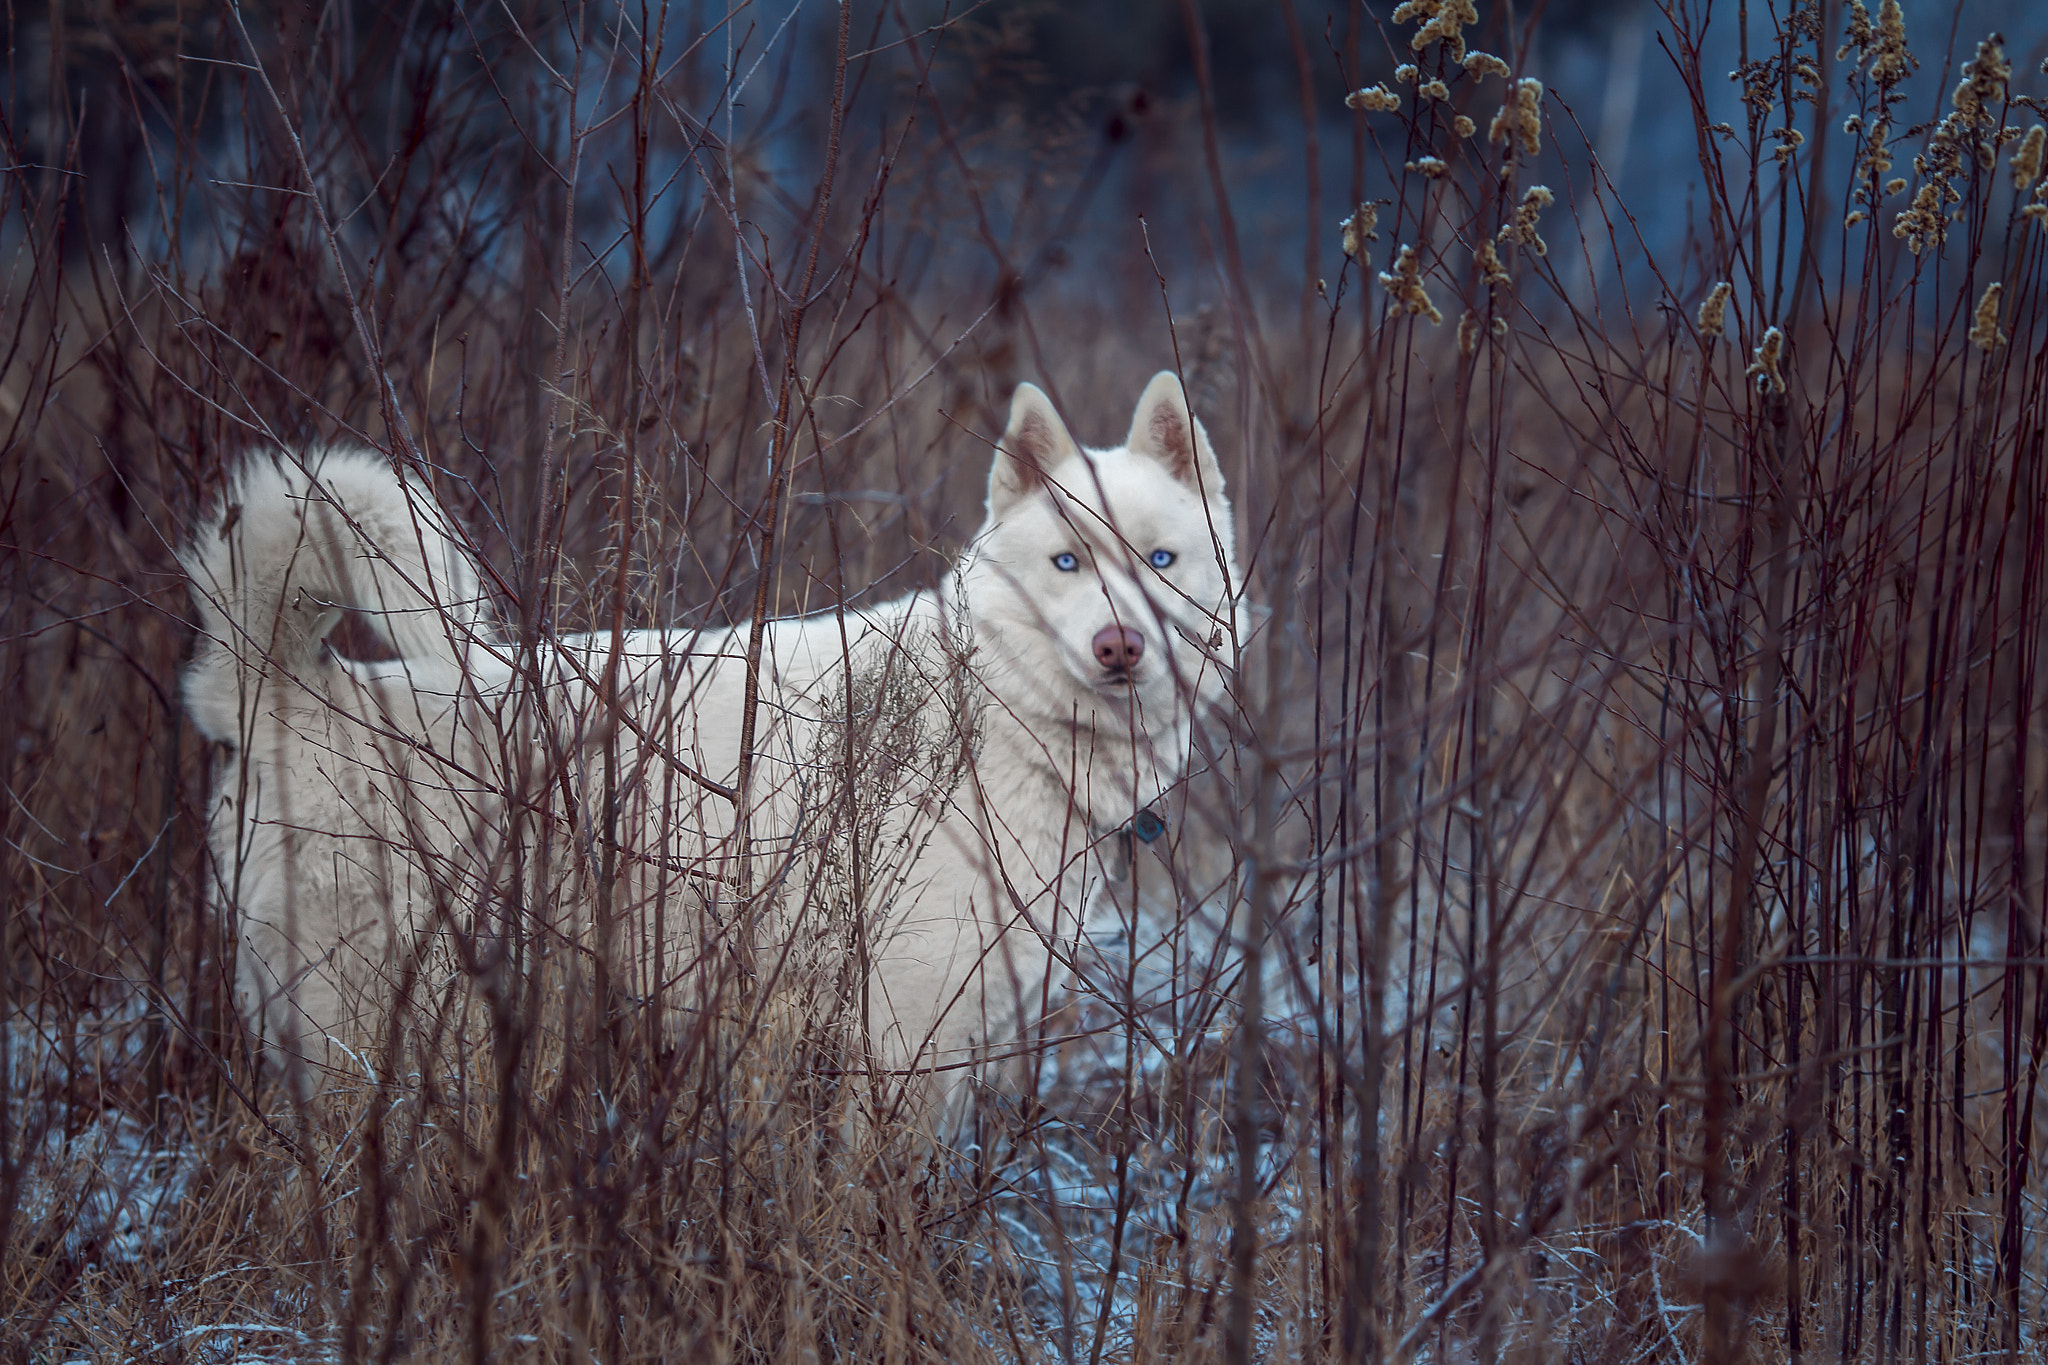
[4,0,2047,1361]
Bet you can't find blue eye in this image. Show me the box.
[1149,549,1176,569]
[1053,551,1079,572]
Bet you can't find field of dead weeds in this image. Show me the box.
[5,0,2048,1360]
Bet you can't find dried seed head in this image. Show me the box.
[1454,114,1477,138]
[1340,202,1381,264]
[1392,0,1479,58]
[1952,34,2010,124]
[1378,244,1444,323]
[1851,111,1899,198]
[1458,310,1480,356]
[1498,185,1555,255]
[1969,281,2007,350]
[1745,326,1788,394]
[2023,203,2048,224]
[2013,126,2046,190]
[1731,59,1778,119]
[1419,79,1451,100]
[1838,0,1873,60]
[1893,181,1947,253]
[1872,0,1914,84]
[1406,156,1450,177]
[1488,78,1545,157]
[1464,51,1511,79]
[1697,281,1733,338]
[1347,84,1402,112]
[1491,316,1509,336]
[1885,176,1908,195]
[1845,209,1870,226]
[1476,239,1512,285]
[1909,113,1968,207]
[1395,63,1421,84]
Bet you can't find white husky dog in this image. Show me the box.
[182,372,1241,1122]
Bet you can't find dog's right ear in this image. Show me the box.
[1124,370,1223,499]
[988,383,1079,516]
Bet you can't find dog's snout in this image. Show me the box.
[1092,625,1145,671]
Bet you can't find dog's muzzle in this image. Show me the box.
[1092,624,1144,683]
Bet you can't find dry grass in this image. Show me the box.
[5,0,2048,1361]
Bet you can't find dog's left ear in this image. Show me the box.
[1124,371,1223,498]
[989,382,1080,516]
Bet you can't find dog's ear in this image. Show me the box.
[989,383,1080,515]
[1124,371,1223,498]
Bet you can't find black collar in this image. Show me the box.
[1098,806,1167,882]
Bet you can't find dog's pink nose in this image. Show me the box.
[1092,625,1145,671]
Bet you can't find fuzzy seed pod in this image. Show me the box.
[1340,203,1380,264]
[1488,79,1545,158]
[1392,0,1479,57]
[2013,127,2046,191]
[1745,326,1787,394]
[1952,35,2009,125]
[1346,85,1402,113]
[1696,282,1733,339]
[1497,185,1555,255]
[1872,0,1913,84]
[1378,244,1443,323]
[1894,182,1947,254]
[1477,239,1512,286]
[1969,281,2007,351]
[1838,0,1873,60]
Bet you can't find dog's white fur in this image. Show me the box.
[182,373,1241,1121]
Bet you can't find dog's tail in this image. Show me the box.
[181,449,482,744]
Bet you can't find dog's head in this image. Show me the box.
[955,372,1242,735]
